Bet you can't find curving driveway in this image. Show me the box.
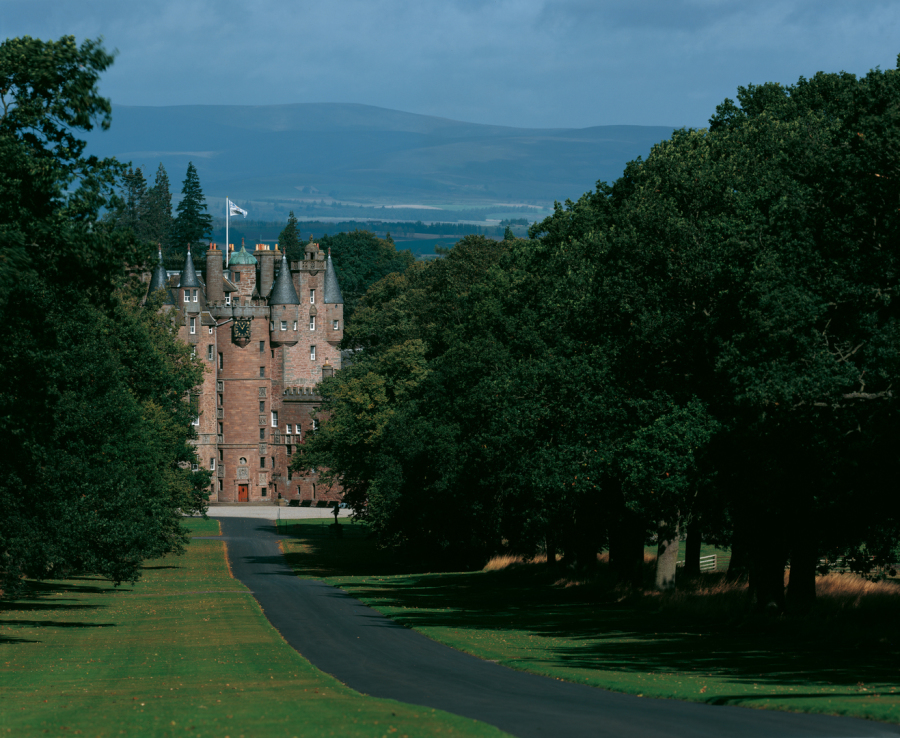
[214,517,899,738]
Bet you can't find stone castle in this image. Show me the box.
[146,239,344,504]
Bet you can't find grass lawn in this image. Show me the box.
[279,519,900,725]
[0,518,508,738]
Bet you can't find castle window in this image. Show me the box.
[259,341,264,353]
[234,271,241,282]
[293,321,298,330]
[261,486,267,497]
[239,457,247,465]
[192,289,198,302]
[218,353,223,369]
[218,480,223,493]
[191,463,199,471]
[208,326,213,335]
[281,321,287,331]
[259,428,265,440]
[260,457,265,468]
[210,458,216,470]
[271,411,278,427]
[310,289,315,304]
[207,345,214,361]
[312,419,319,432]
[192,416,200,426]
[225,295,231,305]
[259,400,265,412]
[309,316,316,331]
[184,290,190,303]
[333,320,339,330]
[310,345,316,361]
[218,393,223,406]
[219,449,223,461]
[218,422,223,434]
[270,321,274,331]
[286,424,292,435]
[190,317,196,334]
[260,366,265,377]
[271,456,275,468]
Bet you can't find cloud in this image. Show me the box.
[3,0,898,128]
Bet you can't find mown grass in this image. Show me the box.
[0,518,507,737]
[279,519,900,724]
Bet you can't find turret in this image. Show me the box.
[269,251,300,347]
[178,246,201,313]
[206,243,225,304]
[147,247,170,301]
[228,239,257,303]
[323,248,344,345]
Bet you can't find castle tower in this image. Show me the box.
[178,247,201,313]
[256,243,277,298]
[269,250,300,347]
[148,247,168,295]
[229,241,258,304]
[206,243,225,304]
[323,248,344,347]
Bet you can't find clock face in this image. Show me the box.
[233,318,252,340]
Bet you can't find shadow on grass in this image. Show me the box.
[285,521,900,695]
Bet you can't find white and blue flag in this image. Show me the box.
[228,199,248,218]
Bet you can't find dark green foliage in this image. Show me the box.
[318,229,415,322]
[301,59,900,611]
[278,210,302,262]
[172,161,212,254]
[144,163,174,249]
[0,36,208,597]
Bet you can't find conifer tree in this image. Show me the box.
[117,166,148,240]
[172,161,212,253]
[278,210,303,262]
[144,162,174,250]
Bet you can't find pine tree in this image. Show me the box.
[172,162,212,254]
[145,163,174,251]
[278,210,303,262]
[118,167,148,239]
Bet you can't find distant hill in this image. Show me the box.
[82,103,675,214]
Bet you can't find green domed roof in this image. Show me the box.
[230,245,257,265]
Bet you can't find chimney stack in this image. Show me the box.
[206,242,224,303]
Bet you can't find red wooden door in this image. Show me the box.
[238,484,249,502]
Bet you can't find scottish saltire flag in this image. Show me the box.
[228,199,248,218]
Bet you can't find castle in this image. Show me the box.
[146,239,344,504]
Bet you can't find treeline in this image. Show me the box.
[210,218,528,244]
[0,37,209,596]
[299,60,900,614]
[116,161,215,270]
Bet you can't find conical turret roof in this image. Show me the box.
[323,249,344,304]
[269,252,300,305]
[148,248,168,293]
[177,247,201,288]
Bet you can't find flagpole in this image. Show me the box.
[225,196,230,269]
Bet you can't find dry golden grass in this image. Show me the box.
[483,552,900,616]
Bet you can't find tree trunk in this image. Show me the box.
[787,537,817,613]
[683,521,702,577]
[655,521,680,591]
[546,532,558,570]
[750,545,786,614]
[727,527,751,581]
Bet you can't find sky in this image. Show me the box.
[3,0,899,129]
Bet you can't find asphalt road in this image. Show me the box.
[216,517,899,738]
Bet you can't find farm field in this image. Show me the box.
[0,518,506,738]
[279,519,900,725]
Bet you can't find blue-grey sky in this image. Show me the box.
[3,0,898,129]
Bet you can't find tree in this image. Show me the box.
[318,230,415,322]
[144,163,174,250]
[279,210,302,262]
[172,161,212,254]
[0,36,208,598]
